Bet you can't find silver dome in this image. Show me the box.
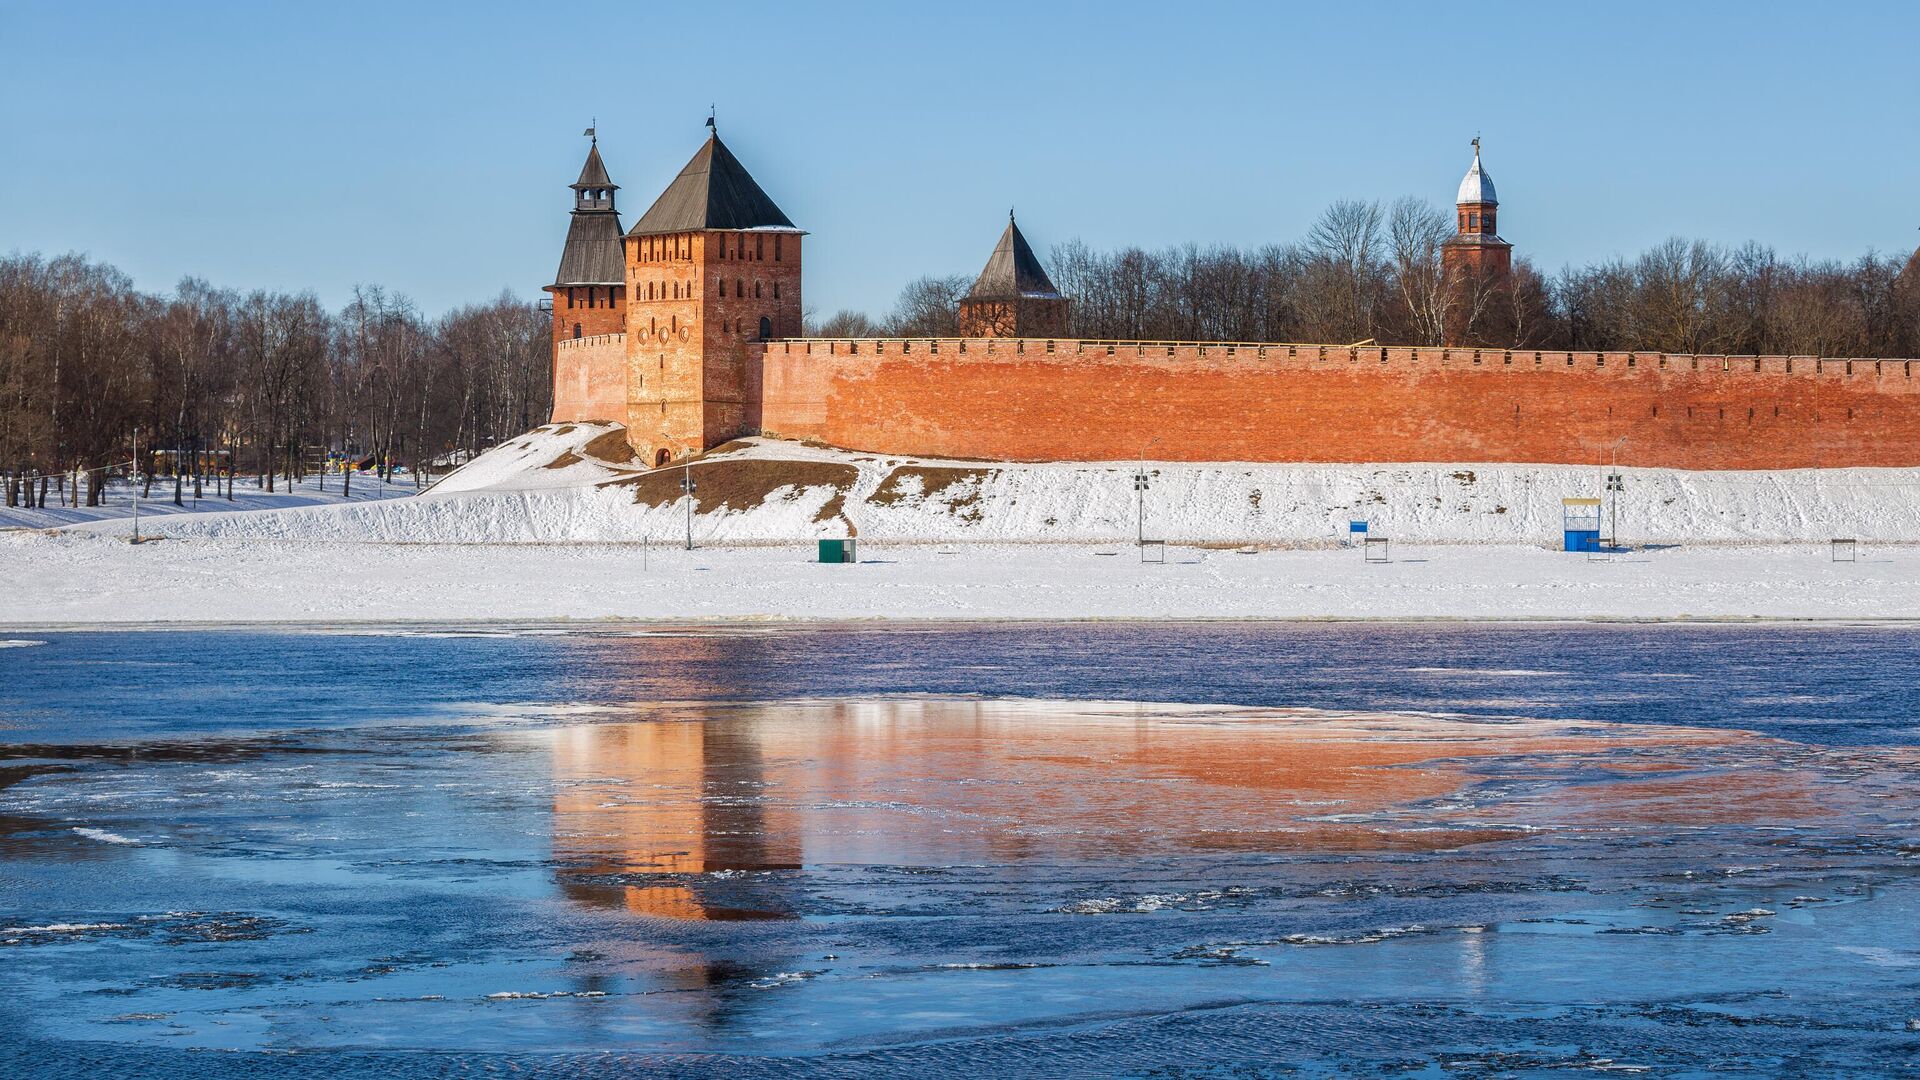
[1456,144,1497,206]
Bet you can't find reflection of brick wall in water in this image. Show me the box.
[756,340,1920,470]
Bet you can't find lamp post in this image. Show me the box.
[1606,437,1627,549]
[1135,437,1161,547]
[130,426,141,544]
[681,465,697,551]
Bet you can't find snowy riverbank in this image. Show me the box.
[3,533,1917,626]
[40,423,1920,547]
[7,423,1920,625]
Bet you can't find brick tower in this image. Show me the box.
[958,212,1070,338]
[622,127,803,465]
[546,135,626,348]
[1442,138,1512,279]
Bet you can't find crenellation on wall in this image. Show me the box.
[550,332,628,424]
[741,336,1920,470]
[747,339,1920,378]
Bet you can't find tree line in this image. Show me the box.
[0,252,548,507]
[813,199,1920,360]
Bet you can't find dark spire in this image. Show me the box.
[966,215,1061,300]
[554,138,624,288]
[626,133,796,237]
[573,141,615,192]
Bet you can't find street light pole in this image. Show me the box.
[681,465,697,551]
[1607,437,1627,549]
[1134,469,1149,545]
[1135,437,1161,547]
[130,426,141,544]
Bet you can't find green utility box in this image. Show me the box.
[818,538,858,564]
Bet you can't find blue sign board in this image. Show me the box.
[1348,521,1368,534]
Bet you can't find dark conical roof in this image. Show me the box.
[573,141,616,190]
[553,212,625,286]
[967,215,1061,300]
[554,142,623,286]
[627,134,796,236]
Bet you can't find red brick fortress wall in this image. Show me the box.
[551,332,629,423]
[756,340,1920,469]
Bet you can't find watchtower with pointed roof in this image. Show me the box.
[1442,138,1511,280]
[957,213,1070,338]
[621,129,804,464]
[546,137,627,347]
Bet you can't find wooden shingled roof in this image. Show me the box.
[626,134,796,237]
[553,141,624,287]
[553,212,625,286]
[573,142,616,191]
[967,215,1062,300]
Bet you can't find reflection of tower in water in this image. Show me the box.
[543,690,1710,927]
[550,717,801,921]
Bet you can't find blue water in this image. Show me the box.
[4,623,1917,745]
[2,625,1918,1078]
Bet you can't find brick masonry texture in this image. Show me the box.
[549,286,625,350]
[551,333,628,424]
[748,340,1920,469]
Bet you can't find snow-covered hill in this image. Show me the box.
[67,422,1920,546]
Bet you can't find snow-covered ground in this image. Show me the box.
[5,422,1919,625]
[54,422,1920,547]
[0,471,420,531]
[1,534,1914,625]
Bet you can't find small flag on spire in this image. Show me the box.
[583,125,595,138]
[706,105,716,132]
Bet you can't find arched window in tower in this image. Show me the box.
[572,323,581,339]
[754,281,762,298]
[759,316,772,341]
[774,235,783,261]
[736,278,744,297]
[1469,212,1479,229]
[756,236,764,260]
[773,282,780,299]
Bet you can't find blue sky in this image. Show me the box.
[1,1,1914,318]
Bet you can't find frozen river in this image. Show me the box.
[2,625,1918,1076]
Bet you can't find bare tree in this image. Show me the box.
[1303,200,1386,343]
[806,309,881,337]
[885,275,970,337]
[1386,197,1453,345]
